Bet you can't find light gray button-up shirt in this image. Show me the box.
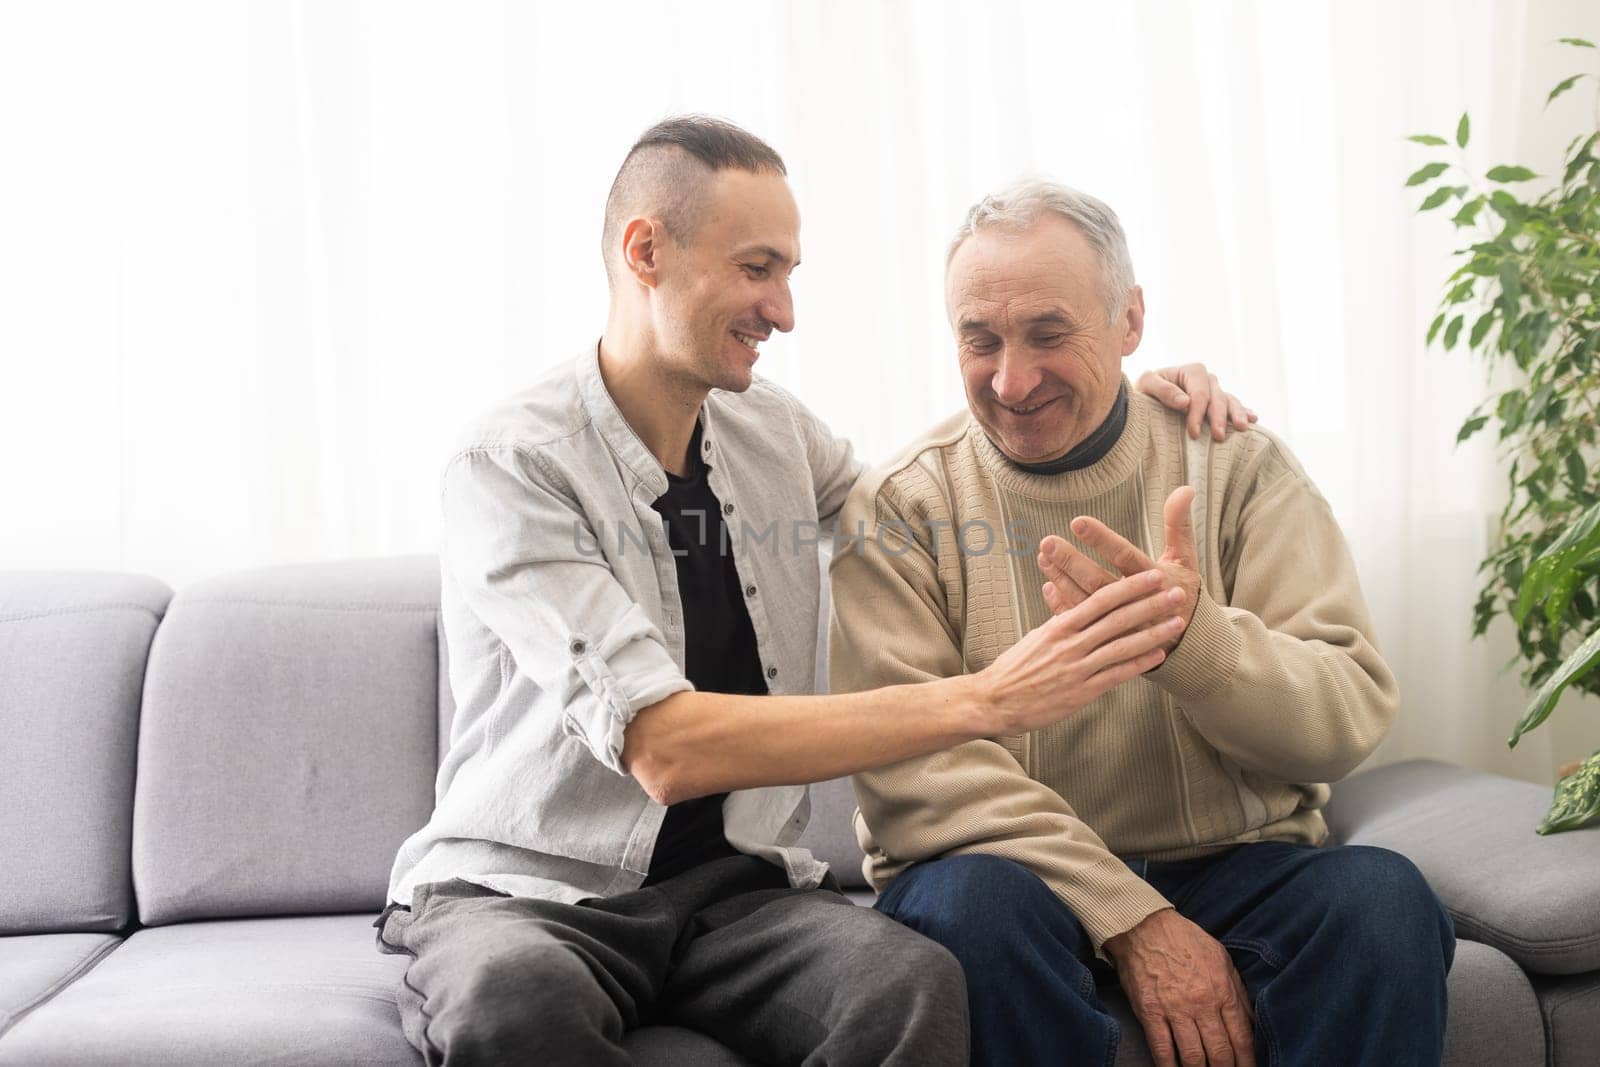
[386,343,862,907]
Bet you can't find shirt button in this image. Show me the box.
[766,666,778,680]
[723,501,735,516]
[745,584,757,598]
[702,438,713,454]
[569,639,587,655]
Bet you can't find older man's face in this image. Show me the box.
[947,215,1142,465]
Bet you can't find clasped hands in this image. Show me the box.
[1037,484,1202,655]
[1033,490,1257,1067]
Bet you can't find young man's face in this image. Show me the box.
[947,215,1142,464]
[653,169,800,394]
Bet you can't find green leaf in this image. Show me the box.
[1558,37,1596,48]
[1579,334,1600,374]
[1407,134,1448,146]
[1456,112,1471,147]
[1488,189,1524,220]
[1452,199,1484,227]
[1529,381,1554,420]
[1565,450,1588,493]
[1516,501,1600,625]
[1498,263,1524,310]
[1446,279,1476,303]
[1547,74,1586,107]
[1533,501,1600,572]
[1487,165,1540,182]
[1539,748,1600,834]
[1506,551,1525,591]
[1546,569,1585,627]
[1406,161,1450,186]
[1443,314,1465,349]
[1512,624,1600,747]
[1457,414,1489,443]
[1497,388,1527,436]
[1419,186,1455,211]
[1469,312,1495,348]
[1427,311,1447,345]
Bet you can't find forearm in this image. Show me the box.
[1151,588,1398,782]
[856,740,1172,950]
[628,525,1180,803]
[621,676,983,805]
[1145,462,1400,782]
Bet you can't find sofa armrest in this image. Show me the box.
[1325,759,1600,975]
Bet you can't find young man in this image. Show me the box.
[373,117,1251,1065]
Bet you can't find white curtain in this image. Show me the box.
[4,0,1597,784]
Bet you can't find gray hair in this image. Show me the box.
[947,178,1136,322]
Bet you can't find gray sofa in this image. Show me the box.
[2,556,1597,1065]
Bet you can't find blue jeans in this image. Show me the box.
[876,842,1455,1066]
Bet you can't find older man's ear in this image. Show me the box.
[1136,365,1259,442]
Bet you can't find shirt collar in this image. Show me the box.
[575,339,722,500]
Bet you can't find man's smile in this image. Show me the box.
[999,397,1059,417]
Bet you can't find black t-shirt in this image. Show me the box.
[641,422,768,885]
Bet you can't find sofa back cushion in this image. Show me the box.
[131,557,440,924]
[796,776,868,889]
[0,572,172,934]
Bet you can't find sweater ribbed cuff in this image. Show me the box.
[1148,590,1242,703]
[1056,855,1175,954]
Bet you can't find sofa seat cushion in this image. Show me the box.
[1100,938,1540,1066]
[0,915,760,1066]
[0,915,415,1065]
[1535,969,1600,1067]
[1324,759,1600,975]
[0,934,120,1042]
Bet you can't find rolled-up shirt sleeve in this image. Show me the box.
[442,445,691,775]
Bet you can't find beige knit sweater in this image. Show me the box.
[827,382,1398,949]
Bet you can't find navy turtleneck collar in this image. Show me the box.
[1000,380,1129,475]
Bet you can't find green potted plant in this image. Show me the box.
[1410,37,1600,834]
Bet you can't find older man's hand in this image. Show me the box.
[1105,909,1257,1067]
[1038,486,1201,653]
[1138,364,1257,442]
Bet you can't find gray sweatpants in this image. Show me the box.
[373,855,969,1066]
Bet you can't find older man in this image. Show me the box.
[829,180,1455,1067]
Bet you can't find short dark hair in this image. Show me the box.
[601,115,787,288]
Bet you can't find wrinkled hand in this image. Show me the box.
[976,570,1189,735]
[1138,364,1257,442]
[1037,486,1201,654]
[1105,909,1257,1067]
